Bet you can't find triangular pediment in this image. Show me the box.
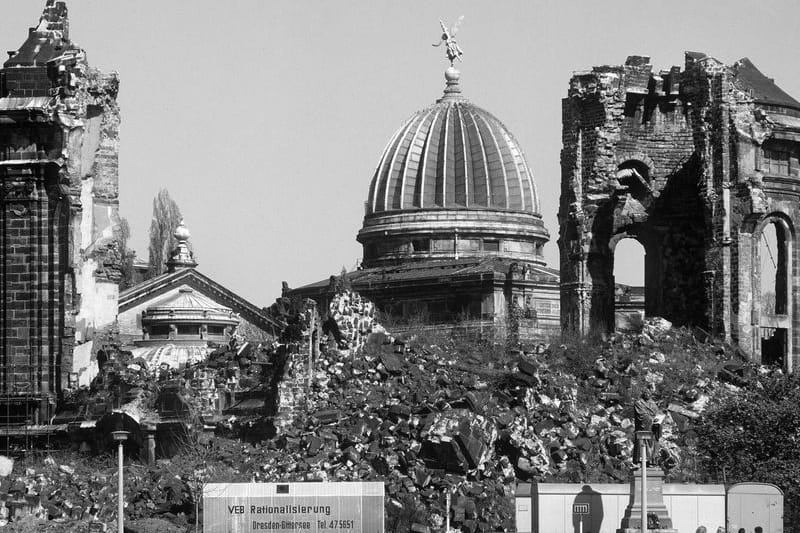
[120,269,282,335]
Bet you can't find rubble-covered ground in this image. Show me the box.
[0,293,769,533]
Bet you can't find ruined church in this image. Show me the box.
[0,1,121,422]
[3,2,800,440]
[560,53,800,371]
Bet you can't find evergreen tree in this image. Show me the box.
[117,216,136,290]
[147,188,182,279]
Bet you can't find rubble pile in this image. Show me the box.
[0,453,199,531]
[0,291,756,532]
[257,295,740,531]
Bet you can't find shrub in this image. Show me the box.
[695,372,800,529]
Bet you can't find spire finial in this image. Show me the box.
[433,17,465,102]
[166,219,197,272]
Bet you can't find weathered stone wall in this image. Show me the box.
[560,52,800,371]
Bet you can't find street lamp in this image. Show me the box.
[112,430,130,533]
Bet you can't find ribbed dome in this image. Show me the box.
[366,79,539,216]
[142,287,238,326]
[130,344,212,371]
[358,68,549,268]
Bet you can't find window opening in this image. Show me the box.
[614,238,645,330]
[483,240,500,252]
[759,222,787,315]
[412,238,430,252]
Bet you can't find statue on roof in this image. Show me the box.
[432,16,464,66]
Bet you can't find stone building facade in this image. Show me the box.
[118,222,280,380]
[559,52,800,370]
[0,1,121,422]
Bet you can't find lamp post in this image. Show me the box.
[112,430,130,533]
[641,437,647,533]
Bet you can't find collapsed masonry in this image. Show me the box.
[0,1,121,422]
[267,290,741,532]
[560,52,800,371]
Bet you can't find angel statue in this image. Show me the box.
[432,17,464,66]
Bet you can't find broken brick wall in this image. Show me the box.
[0,2,121,418]
[275,292,381,430]
[560,52,800,371]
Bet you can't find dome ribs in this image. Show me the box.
[474,111,508,209]
[367,99,539,215]
[444,104,457,207]
[386,119,417,211]
[516,134,539,213]
[462,107,489,207]
[372,115,412,213]
[422,108,444,208]
[503,128,535,212]
[453,104,469,207]
[396,110,429,210]
[494,121,523,211]
[434,105,451,207]
[417,108,441,208]
[403,110,432,209]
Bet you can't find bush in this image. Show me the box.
[695,371,800,529]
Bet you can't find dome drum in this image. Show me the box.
[358,208,548,267]
[136,287,239,346]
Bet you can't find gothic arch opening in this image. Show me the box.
[758,222,787,315]
[755,217,791,368]
[613,237,645,330]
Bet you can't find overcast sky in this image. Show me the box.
[3,1,799,306]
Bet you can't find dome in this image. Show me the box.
[142,287,239,326]
[358,68,549,267]
[365,79,540,215]
[136,286,239,346]
[130,343,212,371]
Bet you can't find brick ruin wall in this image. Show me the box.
[0,3,121,418]
[559,53,800,370]
[275,292,380,430]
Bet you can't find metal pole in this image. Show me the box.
[445,492,451,532]
[118,439,124,533]
[641,439,647,533]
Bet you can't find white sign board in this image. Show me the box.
[203,482,384,533]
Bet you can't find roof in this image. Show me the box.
[366,68,540,216]
[292,257,559,295]
[120,268,283,334]
[142,286,240,326]
[731,57,800,111]
[149,286,231,312]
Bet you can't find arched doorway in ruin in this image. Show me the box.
[611,236,646,331]
[583,155,710,334]
[752,215,794,370]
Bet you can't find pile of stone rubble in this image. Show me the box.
[0,291,758,533]
[255,292,741,532]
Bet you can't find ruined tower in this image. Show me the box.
[0,1,121,421]
[560,52,800,370]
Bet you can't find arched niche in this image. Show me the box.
[753,214,794,369]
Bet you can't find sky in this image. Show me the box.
[2,0,800,306]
